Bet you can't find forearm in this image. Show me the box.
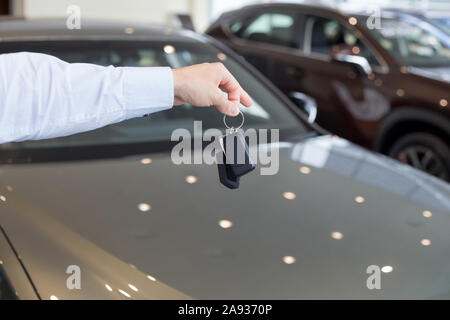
[0,52,173,143]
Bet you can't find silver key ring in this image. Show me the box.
[223,110,244,130]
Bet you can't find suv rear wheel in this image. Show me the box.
[388,132,450,181]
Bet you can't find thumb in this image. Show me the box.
[212,90,240,117]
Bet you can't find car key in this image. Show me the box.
[221,130,256,177]
[217,149,240,189]
[217,111,255,189]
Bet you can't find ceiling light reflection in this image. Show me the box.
[381,266,393,273]
[118,289,131,298]
[164,45,175,54]
[282,256,296,264]
[50,295,59,300]
[422,210,432,218]
[138,203,151,212]
[348,17,358,25]
[331,231,343,240]
[0,195,5,202]
[283,192,296,200]
[185,175,198,184]
[421,239,431,246]
[147,275,156,281]
[299,166,311,175]
[105,284,113,291]
[354,196,365,203]
[5,185,13,192]
[217,53,227,61]
[440,99,448,107]
[140,158,152,164]
[128,284,138,292]
[218,219,233,229]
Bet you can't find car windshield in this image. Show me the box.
[364,17,450,67]
[432,17,450,34]
[0,39,306,163]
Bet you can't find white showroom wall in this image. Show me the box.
[16,0,210,31]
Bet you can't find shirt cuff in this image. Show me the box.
[122,66,174,119]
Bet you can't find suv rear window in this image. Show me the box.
[233,12,300,49]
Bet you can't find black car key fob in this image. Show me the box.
[217,150,240,189]
[217,127,255,189]
[217,111,255,189]
[222,130,256,177]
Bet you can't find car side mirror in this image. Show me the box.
[289,92,318,124]
[330,46,372,75]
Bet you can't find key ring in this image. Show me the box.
[223,110,245,131]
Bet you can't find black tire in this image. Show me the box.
[388,132,450,181]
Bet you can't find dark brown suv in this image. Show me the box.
[206,4,450,181]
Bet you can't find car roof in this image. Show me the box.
[223,3,439,20]
[0,18,205,43]
[235,2,351,17]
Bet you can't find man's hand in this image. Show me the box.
[172,62,253,116]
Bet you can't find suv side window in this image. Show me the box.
[305,17,380,66]
[234,12,299,49]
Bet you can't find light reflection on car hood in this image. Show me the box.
[410,66,450,83]
[0,135,449,299]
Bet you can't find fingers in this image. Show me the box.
[212,89,240,117]
[174,62,252,117]
[239,89,253,107]
[216,63,253,109]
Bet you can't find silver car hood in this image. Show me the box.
[0,135,450,299]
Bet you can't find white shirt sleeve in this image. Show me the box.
[0,52,174,143]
